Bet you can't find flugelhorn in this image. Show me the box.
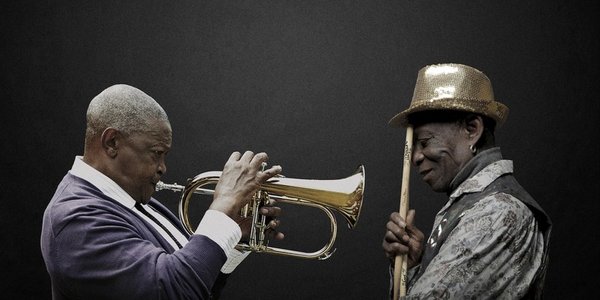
[155,165,365,260]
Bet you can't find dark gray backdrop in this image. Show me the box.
[2,1,598,299]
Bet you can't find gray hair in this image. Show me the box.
[85,84,169,146]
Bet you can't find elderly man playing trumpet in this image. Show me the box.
[41,84,284,299]
[382,63,552,299]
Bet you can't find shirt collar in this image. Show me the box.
[449,159,514,200]
[69,156,137,209]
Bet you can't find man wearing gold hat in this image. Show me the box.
[382,63,552,299]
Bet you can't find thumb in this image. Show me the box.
[406,209,416,226]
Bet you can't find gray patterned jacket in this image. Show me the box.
[401,148,551,299]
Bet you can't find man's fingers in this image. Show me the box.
[259,165,282,182]
[260,205,282,217]
[240,150,256,163]
[390,212,407,228]
[383,238,409,257]
[269,231,285,240]
[249,151,268,166]
[228,151,242,162]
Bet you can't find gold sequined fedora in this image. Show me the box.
[389,63,509,127]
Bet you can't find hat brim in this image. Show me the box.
[388,98,509,128]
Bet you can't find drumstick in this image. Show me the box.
[393,125,413,299]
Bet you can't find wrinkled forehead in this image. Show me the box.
[150,119,172,141]
[407,110,469,127]
[129,119,172,145]
[413,121,461,139]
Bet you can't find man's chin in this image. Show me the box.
[143,184,157,203]
[140,192,154,204]
[426,181,446,193]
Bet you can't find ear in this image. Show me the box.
[100,128,121,158]
[464,114,484,144]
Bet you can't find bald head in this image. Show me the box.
[84,84,169,149]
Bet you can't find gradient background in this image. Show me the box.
[2,1,598,299]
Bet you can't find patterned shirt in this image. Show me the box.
[406,159,545,299]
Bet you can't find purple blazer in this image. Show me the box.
[41,173,228,299]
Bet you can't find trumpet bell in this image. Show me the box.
[263,165,364,228]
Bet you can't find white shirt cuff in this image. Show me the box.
[221,248,251,274]
[195,210,242,258]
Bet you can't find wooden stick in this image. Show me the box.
[392,125,413,300]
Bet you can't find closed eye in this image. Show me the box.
[416,136,433,148]
[151,149,169,159]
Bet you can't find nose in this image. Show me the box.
[412,147,424,166]
[158,159,167,176]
